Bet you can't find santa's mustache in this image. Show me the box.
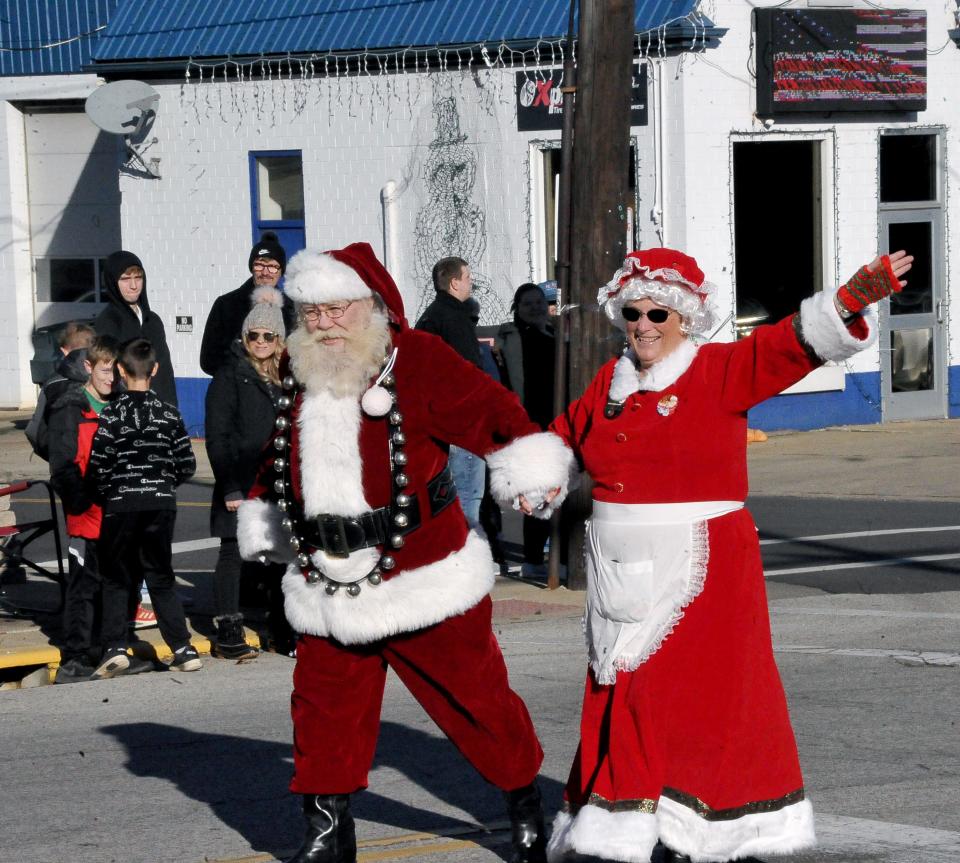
[308,328,353,342]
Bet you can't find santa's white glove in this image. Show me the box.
[237,498,295,564]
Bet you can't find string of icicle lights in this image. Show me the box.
[178,21,712,126]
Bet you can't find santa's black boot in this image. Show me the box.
[504,782,548,863]
[284,794,356,863]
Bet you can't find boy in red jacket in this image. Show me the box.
[48,336,152,682]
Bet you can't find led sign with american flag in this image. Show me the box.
[756,9,927,115]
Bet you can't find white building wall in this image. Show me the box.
[655,0,960,392]
[0,74,101,408]
[118,68,584,382]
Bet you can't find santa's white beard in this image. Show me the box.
[286,309,391,398]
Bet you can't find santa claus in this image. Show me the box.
[238,242,575,863]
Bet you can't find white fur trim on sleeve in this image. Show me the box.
[237,498,295,564]
[284,249,372,306]
[486,432,577,520]
[798,290,877,362]
[282,530,494,644]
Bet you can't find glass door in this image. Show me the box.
[878,131,947,421]
[879,210,946,419]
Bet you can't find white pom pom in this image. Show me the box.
[361,385,393,417]
[251,286,284,307]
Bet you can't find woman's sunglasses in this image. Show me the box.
[246,331,278,343]
[622,307,671,324]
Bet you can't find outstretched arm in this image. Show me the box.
[834,250,912,319]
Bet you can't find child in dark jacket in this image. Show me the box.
[87,338,200,678]
[48,337,150,682]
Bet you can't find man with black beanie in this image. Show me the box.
[199,232,297,375]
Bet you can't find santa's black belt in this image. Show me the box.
[300,464,456,557]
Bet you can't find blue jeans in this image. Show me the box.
[449,445,485,530]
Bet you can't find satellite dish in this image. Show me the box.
[85,80,160,137]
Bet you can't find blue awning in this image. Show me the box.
[91,0,709,64]
[0,0,119,76]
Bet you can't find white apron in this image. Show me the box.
[585,500,743,685]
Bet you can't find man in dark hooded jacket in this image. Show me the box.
[199,232,296,376]
[93,251,178,407]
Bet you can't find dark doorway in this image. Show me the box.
[733,140,821,336]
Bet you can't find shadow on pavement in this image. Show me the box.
[100,720,564,860]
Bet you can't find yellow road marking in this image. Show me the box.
[203,826,501,863]
[359,838,476,861]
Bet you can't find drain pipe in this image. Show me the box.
[381,180,400,270]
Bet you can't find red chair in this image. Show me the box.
[0,480,66,617]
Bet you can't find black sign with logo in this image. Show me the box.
[176,316,193,333]
[517,64,648,131]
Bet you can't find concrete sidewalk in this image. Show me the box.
[1,407,956,686]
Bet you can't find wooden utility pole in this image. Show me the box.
[562,0,636,590]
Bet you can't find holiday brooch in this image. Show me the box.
[656,394,679,417]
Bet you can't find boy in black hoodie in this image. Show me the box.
[94,251,179,408]
[87,339,200,678]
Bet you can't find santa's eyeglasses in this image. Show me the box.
[622,306,671,324]
[301,302,353,321]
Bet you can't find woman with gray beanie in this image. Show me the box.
[204,286,288,659]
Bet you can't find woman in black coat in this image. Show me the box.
[204,287,287,658]
[495,283,556,576]
[94,251,178,407]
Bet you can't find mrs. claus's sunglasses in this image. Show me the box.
[621,307,671,324]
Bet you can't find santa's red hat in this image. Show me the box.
[284,242,407,329]
[598,247,716,336]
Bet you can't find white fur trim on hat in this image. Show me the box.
[282,530,495,644]
[284,248,372,306]
[798,289,878,362]
[487,432,577,520]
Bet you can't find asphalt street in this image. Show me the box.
[2,411,959,863]
[1,477,958,863]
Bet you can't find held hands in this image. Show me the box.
[836,250,913,317]
[517,487,561,515]
[225,499,243,512]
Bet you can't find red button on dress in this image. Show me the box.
[616,432,627,442]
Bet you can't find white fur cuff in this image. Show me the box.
[547,806,658,863]
[487,432,576,519]
[657,795,816,862]
[237,498,295,564]
[798,290,877,362]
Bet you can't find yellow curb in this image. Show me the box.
[0,628,260,682]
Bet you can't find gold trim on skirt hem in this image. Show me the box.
[561,787,805,821]
[661,787,806,822]
[563,793,658,814]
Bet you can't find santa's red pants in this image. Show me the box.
[290,595,544,794]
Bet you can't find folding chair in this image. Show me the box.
[0,479,66,618]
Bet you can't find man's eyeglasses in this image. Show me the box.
[245,331,278,343]
[253,261,282,275]
[301,302,352,322]
[622,306,671,324]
